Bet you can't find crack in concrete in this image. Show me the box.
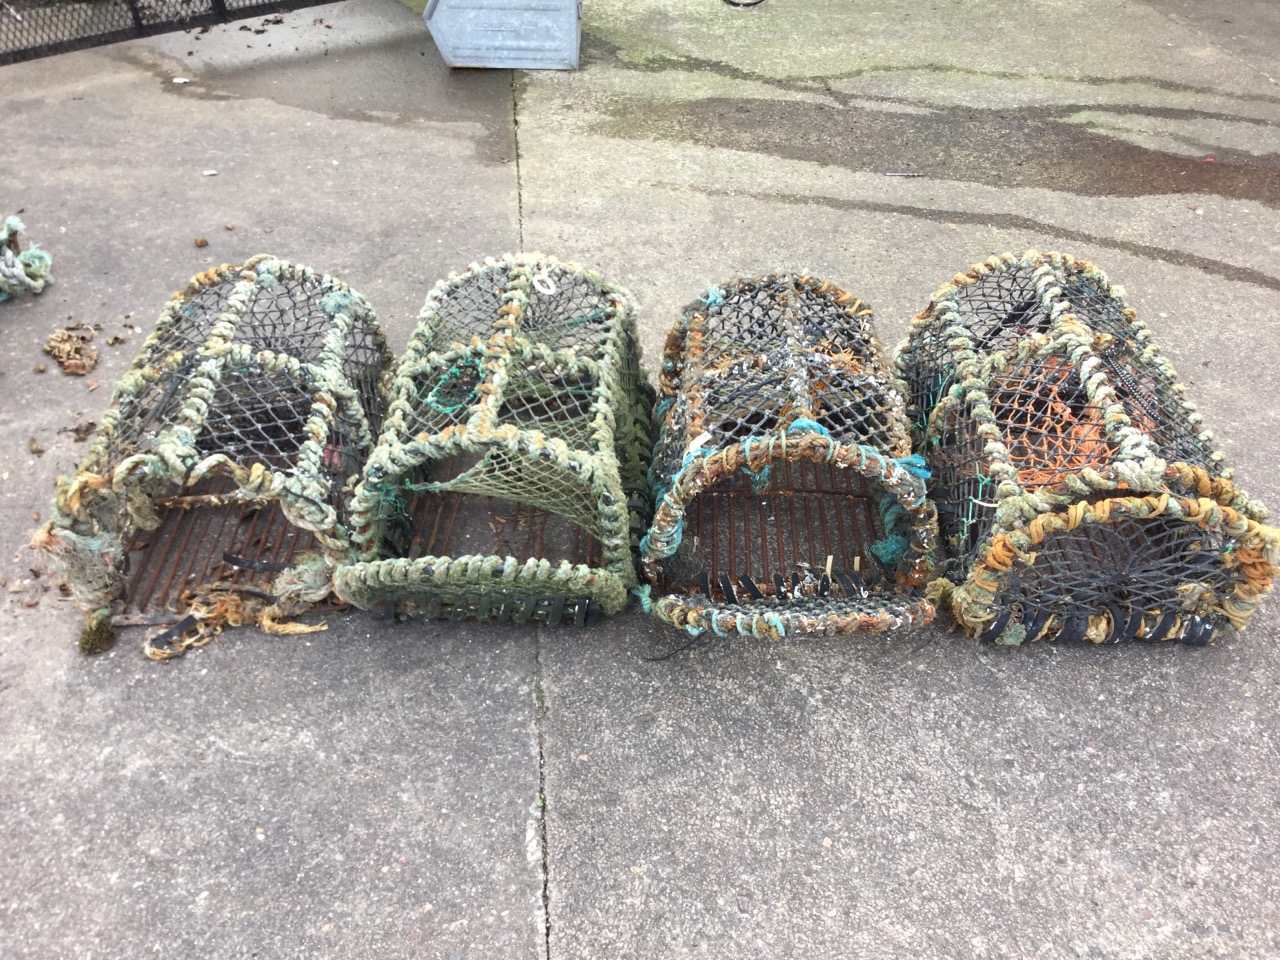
[533,632,552,960]
[513,73,526,251]
[679,183,1280,291]
[581,33,1280,107]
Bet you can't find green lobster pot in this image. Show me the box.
[35,256,393,656]
[896,250,1278,645]
[639,274,939,639]
[332,255,653,625]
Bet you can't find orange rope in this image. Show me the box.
[994,357,1115,489]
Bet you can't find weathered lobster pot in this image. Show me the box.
[895,250,1278,645]
[332,255,653,625]
[34,256,393,656]
[639,274,938,638]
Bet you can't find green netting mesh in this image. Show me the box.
[895,250,1278,645]
[638,275,939,639]
[33,256,393,655]
[331,254,653,625]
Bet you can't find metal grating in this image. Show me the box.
[1,0,340,66]
[660,459,890,605]
[121,476,317,622]
[400,492,605,571]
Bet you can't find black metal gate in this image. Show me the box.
[1,0,337,66]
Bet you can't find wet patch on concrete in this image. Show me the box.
[114,39,516,164]
[596,94,1280,206]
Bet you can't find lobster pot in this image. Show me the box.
[332,255,653,625]
[896,250,1278,645]
[639,275,938,639]
[37,257,393,653]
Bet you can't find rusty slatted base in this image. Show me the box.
[401,490,605,569]
[122,476,317,621]
[662,459,890,604]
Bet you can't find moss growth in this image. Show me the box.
[78,614,117,655]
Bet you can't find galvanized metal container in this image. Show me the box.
[425,0,581,70]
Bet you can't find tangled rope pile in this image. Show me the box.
[0,217,52,301]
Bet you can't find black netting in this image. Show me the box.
[233,278,333,359]
[401,357,485,438]
[988,355,1115,489]
[197,363,313,468]
[984,515,1236,645]
[1057,271,1218,470]
[521,265,616,356]
[697,277,881,369]
[154,282,236,356]
[925,399,997,576]
[343,313,391,434]
[498,361,598,447]
[105,356,199,456]
[900,263,1053,429]
[811,369,910,453]
[429,270,509,347]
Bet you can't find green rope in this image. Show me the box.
[0,217,53,301]
[424,358,482,414]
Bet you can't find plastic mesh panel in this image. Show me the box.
[640,274,938,639]
[894,250,1277,645]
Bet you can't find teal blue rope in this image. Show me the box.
[895,453,930,480]
[787,418,831,437]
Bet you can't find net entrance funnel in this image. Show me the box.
[895,250,1278,645]
[639,275,939,639]
[34,257,393,656]
[332,255,653,625]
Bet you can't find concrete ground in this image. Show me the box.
[2,0,1279,956]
